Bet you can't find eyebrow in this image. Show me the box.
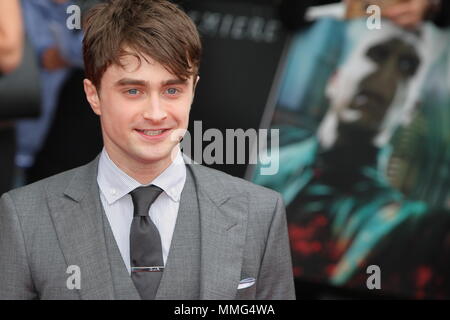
[114,77,188,87]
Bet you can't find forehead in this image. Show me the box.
[107,54,169,78]
[102,51,192,85]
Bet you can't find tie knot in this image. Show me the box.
[130,185,163,217]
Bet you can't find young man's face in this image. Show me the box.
[84,52,197,171]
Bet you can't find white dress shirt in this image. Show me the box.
[97,148,186,274]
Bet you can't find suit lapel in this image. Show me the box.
[188,164,250,299]
[47,157,115,300]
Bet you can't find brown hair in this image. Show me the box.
[83,0,202,89]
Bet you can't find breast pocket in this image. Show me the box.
[235,277,257,300]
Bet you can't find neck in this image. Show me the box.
[104,146,175,185]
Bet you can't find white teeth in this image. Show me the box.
[142,130,164,136]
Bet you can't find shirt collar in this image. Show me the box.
[97,147,186,205]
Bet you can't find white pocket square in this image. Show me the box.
[237,277,256,290]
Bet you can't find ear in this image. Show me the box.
[193,75,200,91]
[83,79,101,115]
[192,75,200,103]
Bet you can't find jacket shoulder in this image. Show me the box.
[3,163,92,216]
[188,164,282,204]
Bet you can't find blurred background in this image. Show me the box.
[1,0,449,299]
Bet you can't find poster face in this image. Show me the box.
[251,18,450,299]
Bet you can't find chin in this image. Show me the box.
[133,147,174,165]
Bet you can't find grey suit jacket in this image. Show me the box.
[0,156,295,300]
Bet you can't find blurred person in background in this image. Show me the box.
[380,0,449,29]
[0,0,23,73]
[0,0,24,195]
[16,0,102,184]
[280,0,450,30]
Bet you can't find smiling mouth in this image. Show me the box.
[135,129,170,136]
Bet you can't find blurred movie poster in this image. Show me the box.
[251,17,450,298]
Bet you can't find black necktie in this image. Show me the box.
[129,185,164,300]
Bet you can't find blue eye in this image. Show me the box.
[127,89,139,95]
[166,88,178,95]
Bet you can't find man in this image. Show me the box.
[0,0,295,300]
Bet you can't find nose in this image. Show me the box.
[142,95,167,122]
